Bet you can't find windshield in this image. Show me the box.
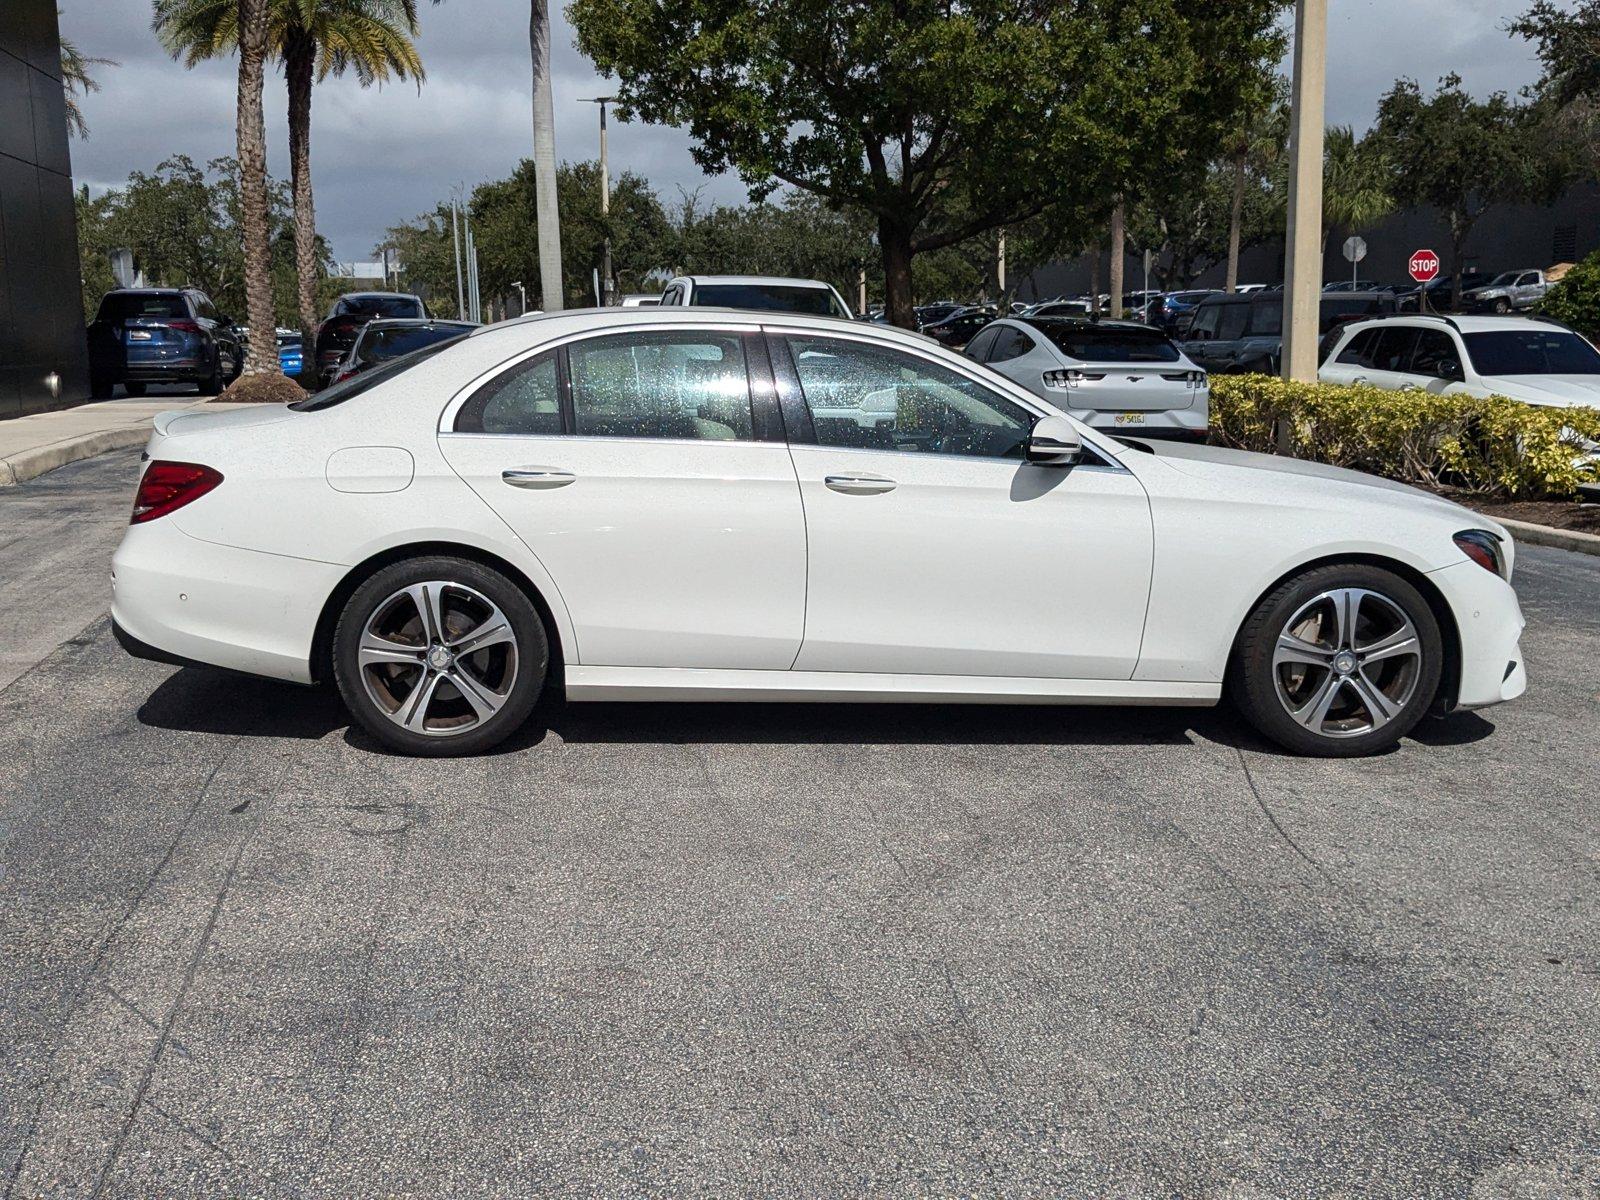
[1035,324,1179,362]
[99,293,187,320]
[292,334,467,410]
[1483,273,1519,288]
[357,324,474,365]
[692,284,848,318]
[334,295,425,319]
[1463,329,1600,376]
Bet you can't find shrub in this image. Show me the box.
[1539,251,1600,339]
[1208,375,1600,500]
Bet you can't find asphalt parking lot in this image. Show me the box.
[2,448,1597,1198]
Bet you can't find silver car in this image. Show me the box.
[966,317,1209,441]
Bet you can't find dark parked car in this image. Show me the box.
[1150,290,1221,336]
[329,318,478,384]
[87,288,242,398]
[921,309,993,349]
[1395,271,1493,312]
[1179,291,1397,375]
[312,292,429,385]
[914,302,965,328]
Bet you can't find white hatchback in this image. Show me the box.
[1319,314,1600,411]
[112,309,1525,757]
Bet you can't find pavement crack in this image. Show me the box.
[1235,746,1331,881]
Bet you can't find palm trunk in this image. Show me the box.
[530,0,564,311]
[1108,200,1125,317]
[285,30,318,347]
[1225,150,1245,292]
[1088,243,1099,308]
[236,0,277,375]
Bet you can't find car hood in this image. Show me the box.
[1475,375,1600,409]
[1463,286,1507,298]
[1119,436,1500,527]
[154,403,299,438]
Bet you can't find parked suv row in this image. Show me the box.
[87,288,242,398]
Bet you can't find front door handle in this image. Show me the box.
[825,474,896,495]
[502,467,575,489]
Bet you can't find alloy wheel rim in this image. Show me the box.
[358,581,518,737]
[1271,587,1422,739]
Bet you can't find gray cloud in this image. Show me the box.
[61,0,1554,262]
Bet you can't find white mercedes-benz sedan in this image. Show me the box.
[111,308,1526,758]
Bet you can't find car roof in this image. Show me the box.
[105,287,186,296]
[1340,314,1568,335]
[1016,316,1158,331]
[462,305,934,353]
[360,318,475,329]
[675,275,833,289]
[338,291,424,301]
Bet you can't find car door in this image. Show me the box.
[772,330,1154,680]
[1319,326,1381,385]
[1364,327,1422,390]
[1512,272,1543,309]
[439,327,807,669]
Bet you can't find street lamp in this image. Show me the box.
[580,96,617,305]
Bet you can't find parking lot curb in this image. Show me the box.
[1499,516,1600,558]
[0,426,151,487]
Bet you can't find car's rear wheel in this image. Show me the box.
[1231,563,1442,757]
[333,556,548,757]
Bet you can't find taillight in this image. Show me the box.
[1454,530,1507,579]
[131,461,224,524]
[165,319,203,334]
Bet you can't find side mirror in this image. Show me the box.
[1439,358,1464,383]
[1026,415,1082,466]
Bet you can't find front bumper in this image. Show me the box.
[1428,559,1527,710]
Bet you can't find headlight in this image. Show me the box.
[1454,529,1508,580]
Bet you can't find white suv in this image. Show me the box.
[659,275,853,319]
[1319,314,1600,411]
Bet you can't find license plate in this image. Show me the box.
[1114,412,1146,425]
[128,330,152,340]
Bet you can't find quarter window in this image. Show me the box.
[455,351,561,434]
[568,332,753,440]
[787,336,1033,459]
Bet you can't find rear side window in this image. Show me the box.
[568,332,753,440]
[1335,328,1382,368]
[1216,304,1250,341]
[1371,328,1420,372]
[1187,303,1223,339]
[455,351,561,435]
[964,326,1001,362]
[1247,301,1282,337]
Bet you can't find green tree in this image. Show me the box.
[154,0,427,336]
[569,0,1287,327]
[1509,1,1600,166]
[1220,78,1287,291]
[1321,125,1393,254]
[1371,74,1576,306]
[58,11,116,139]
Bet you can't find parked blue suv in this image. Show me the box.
[87,288,242,398]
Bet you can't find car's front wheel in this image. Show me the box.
[1230,563,1442,757]
[332,556,549,756]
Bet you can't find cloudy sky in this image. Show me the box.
[62,0,1553,263]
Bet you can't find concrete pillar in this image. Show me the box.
[1108,201,1125,318]
[1281,0,1327,383]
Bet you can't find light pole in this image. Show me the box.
[1281,0,1328,386]
[581,96,616,305]
[512,280,527,315]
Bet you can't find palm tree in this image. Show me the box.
[1321,125,1394,256]
[1221,94,1285,292]
[154,0,425,337]
[236,0,278,376]
[530,0,563,310]
[58,12,117,139]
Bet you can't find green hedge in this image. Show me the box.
[1208,375,1600,501]
[1539,252,1600,340]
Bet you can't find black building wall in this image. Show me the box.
[1022,180,1600,301]
[0,0,87,418]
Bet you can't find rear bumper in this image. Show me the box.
[111,518,343,685]
[123,359,206,381]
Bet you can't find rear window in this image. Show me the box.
[333,295,425,319]
[98,293,188,320]
[1463,329,1600,376]
[292,334,465,411]
[357,324,474,365]
[1035,324,1179,363]
[692,284,847,317]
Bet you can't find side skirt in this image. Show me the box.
[564,666,1220,706]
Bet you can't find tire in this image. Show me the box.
[1492,298,1510,315]
[200,356,225,396]
[333,556,548,757]
[122,381,146,397]
[1230,563,1442,757]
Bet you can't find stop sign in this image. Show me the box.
[1409,249,1441,283]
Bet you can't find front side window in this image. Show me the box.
[787,336,1033,459]
[568,332,753,440]
[1216,304,1251,341]
[1187,303,1223,340]
[1408,329,1460,379]
[1463,329,1600,376]
[454,350,561,434]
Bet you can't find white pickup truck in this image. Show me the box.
[1461,269,1551,314]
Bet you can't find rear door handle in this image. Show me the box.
[825,474,896,495]
[502,467,575,489]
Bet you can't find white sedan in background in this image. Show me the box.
[112,308,1524,758]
